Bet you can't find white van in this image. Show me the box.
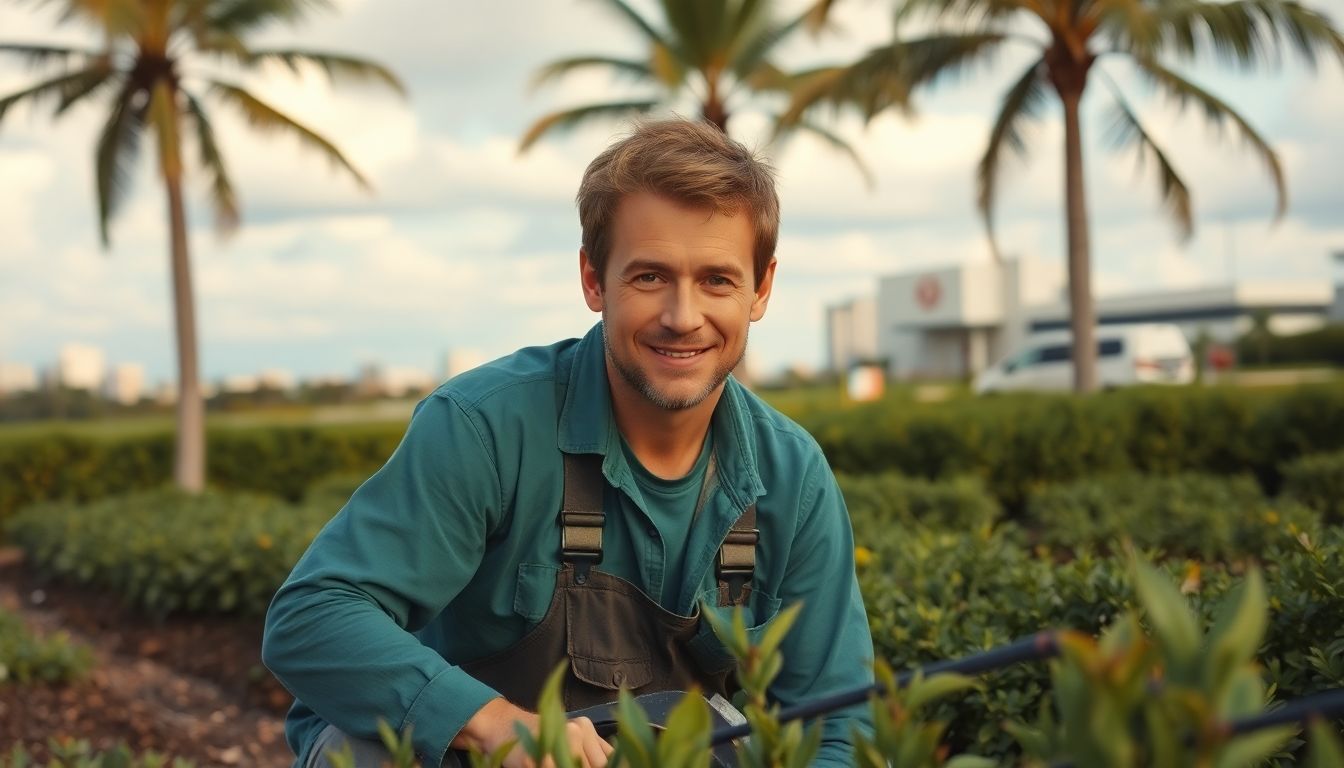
[974,323,1195,394]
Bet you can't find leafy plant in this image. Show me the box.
[0,606,92,685]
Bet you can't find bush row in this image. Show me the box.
[802,383,1344,511]
[0,605,92,685]
[0,424,402,533]
[7,489,333,617]
[855,518,1344,757]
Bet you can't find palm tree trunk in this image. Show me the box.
[166,174,206,492]
[1061,89,1097,394]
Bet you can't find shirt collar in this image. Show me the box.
[557,322,765,508]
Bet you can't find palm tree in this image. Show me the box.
[0,0,404,491]
[788,0,1344,392]
[520,0,869,182]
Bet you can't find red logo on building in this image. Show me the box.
[915,276,942,311]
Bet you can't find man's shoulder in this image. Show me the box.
[428,337,580,414]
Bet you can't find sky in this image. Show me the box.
[2,0,1343,385]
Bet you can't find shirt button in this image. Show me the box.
[647,526,660,538]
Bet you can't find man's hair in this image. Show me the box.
[576,118,780,288]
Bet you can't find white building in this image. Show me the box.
[0,362,38,395]
[850,258,1334,380]
[443,349,484,380]
[258,369,297,391]
[55,343,106,391]
[824,296,879,372]
[103,363,145,405]
[875,258,1064,380]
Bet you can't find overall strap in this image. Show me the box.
[561,452,605,584]
[716,504,757,607]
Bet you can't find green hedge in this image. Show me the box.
[1237,322,1344,367]
[0,605,92,685]
[7,489,333,617]
[837,472,1000,537]
[1281,450,1344,524]
[1024,472,1319,561]
[0,424,401,535]
[854,520,1344,757]
[801,383,1344,511]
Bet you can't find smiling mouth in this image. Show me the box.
[652,347,707,359]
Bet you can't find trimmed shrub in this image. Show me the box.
[1024,472,1318,561]
[0,606,92,685]
[0,423,402,536]
[7,489,334,617]
[838,472,1000,536]
[1280,450,1344,524]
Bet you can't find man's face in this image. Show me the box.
[581,191,776,412]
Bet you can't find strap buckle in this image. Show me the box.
[716,527,759,605]
[562,510,605,584]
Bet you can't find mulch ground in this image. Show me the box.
[1,551,294,766]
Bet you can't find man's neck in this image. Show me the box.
[606,360,722,480]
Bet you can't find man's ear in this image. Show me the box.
[580,247,604,312]
[749,258,778,322]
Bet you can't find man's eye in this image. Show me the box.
[635,273,661,283]
[706,275,733,287]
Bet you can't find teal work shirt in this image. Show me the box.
[261,322,875,766]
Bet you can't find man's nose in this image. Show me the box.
[661,281,704,335]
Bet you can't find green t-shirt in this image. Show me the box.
[618,430,715,606]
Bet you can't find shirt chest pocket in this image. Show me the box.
[513,563,560,627]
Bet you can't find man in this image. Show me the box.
[262,118,874,767]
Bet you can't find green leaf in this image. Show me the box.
[904,672,979,714]
[1134,560,1201,671]
[1305,719,1344,768]
[757,601,803,660]
[1203,569,1268,693]
[1213,725,1296,768]
[656,690,711,767]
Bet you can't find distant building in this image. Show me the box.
[357,364,433,398]
[825,296,879,372]
[0,362,38,395]
[104,363,145,405]
[258,369,296,391]
[55,343,106,391]
[221,374,260,394]
[852,258,1333,381]
[443,349,484,381]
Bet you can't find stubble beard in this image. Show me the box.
[602,322,746,411]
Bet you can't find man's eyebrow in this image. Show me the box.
[620,258,675,275]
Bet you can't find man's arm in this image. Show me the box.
[768,451,876,766]
[261,394,504,765]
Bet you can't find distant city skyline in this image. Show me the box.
[3,0,1342,384]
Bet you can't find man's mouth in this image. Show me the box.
[652,347,707,359]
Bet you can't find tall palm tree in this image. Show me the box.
[0,0,404,490]
[520,0,870,182]
[788,0,1344,392]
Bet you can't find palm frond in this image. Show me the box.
[895,0,1044,29]
[207,79,370,189]
[0,43,103,68]
[782,32,1009,126]
[519,101,661,153]
[1097,72,1195,240]
[976,57,1049,250]
[590,0,673,50]
[1104,0,1344,68]
[729,4,810,82]
[182,89,240,233]
[530,56,656,91]
[243,49,407,96]
[0,65,114,123]
[1129,56,1285,218]
[777,115,875,189]
[94,81,147,246]
[201,0,332,35]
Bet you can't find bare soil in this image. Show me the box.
[1,552,294,767]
